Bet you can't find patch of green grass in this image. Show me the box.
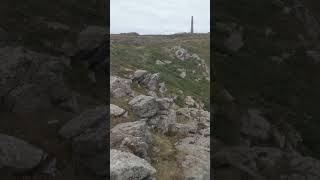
[150,133,184,180]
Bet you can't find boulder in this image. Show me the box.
[59,105,107,139]
[110,104,126,117]
[145,98,176,134]
[110,120,151,159]
[110,76,133,98]
[132,70,160,91]
[132,70,148,82]
[129,95,158,118]
[0,46,73,112]
[148,109,176,134]
[141,73,160,91]
[59,106,108,176]
[110,149,156,180]
[0,134,46,174]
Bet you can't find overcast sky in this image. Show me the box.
[111,0,210,35]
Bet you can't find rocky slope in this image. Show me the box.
[110,34,210,180]
[0,1,107,178]
[213,0,320,179]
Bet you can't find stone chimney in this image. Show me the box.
[191,16,194,34]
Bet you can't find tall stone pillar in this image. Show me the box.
[191,16,194,34]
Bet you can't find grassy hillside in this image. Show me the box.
[111,33,210,109]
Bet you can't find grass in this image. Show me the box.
[150,133,185,180]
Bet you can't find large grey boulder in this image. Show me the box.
[110,149,156,180]
[59,105,108,176]
[129,95,158,118]
[110,76,133,98]
[146,98,176,134]
[0,134,46,173]
[59,105,107,138]
[111,120,151,160]
[148,109,176,134]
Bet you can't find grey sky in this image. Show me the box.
[111,0,210,35]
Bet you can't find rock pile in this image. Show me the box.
[110,69,210,179]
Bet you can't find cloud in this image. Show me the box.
[111,0,210,34]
